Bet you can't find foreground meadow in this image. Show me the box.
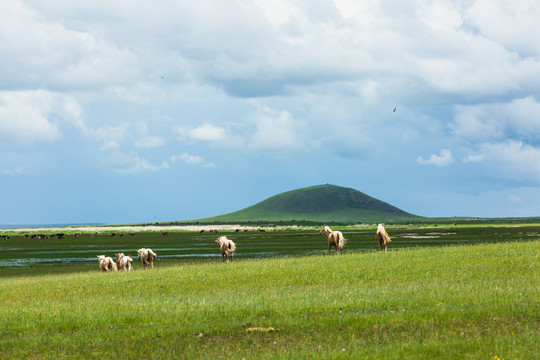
[0,240,538,359]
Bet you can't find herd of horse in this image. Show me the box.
[97,248,156,272]
[319,223,391,254]
[95,224,391,270]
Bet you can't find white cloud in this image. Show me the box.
[419,1,463,33]
[0,90,63,144]
[465,0,540,56]
[2,167,24,175]
[176,123,226,142]
[189,123,226,141]
[462,154,486,164]
[480,141,540,184]
[417,149,454,167]
[135,136,164,148]
[100,141,120,151]
[250,107,299,151]
[451,96,540,142]
[0,0,139,91]
[170,153,215,168]
[109,151,169,175]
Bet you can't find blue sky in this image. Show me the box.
[1,0,539,224]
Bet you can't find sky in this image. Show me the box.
[1,0,540,225]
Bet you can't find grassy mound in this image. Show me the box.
[1,240,537,359]
[193,184,420,223]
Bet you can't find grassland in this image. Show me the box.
[0,228,538,359]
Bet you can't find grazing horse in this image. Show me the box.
[215,236,236,263]
[319,226,347,255]
[137,248,157,270]
[97,255,118,272]
[375,224,391,252]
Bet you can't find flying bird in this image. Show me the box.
[393,107,396,112]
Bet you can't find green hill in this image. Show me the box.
[192,184,420,224]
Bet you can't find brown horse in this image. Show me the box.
[375,224,391,252]
[319,226,347,255]
[215,236,236,263]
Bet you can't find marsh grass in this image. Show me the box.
[1,240,538,359]
[2,224,539,271]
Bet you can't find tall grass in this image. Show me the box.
[1,240,538,359]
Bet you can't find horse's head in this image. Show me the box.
[216,236,227,245]
[319,226,330,235]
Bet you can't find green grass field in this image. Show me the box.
[0,226,538,359]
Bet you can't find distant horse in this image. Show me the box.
[97,255,118,272]
[215,236,236,263]
[375,224,391,252]
[137,248,157,270]
[319,226,347,255]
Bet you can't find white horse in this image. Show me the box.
[319,226,347,255]
[215,236,236,263]
[97,255,118,272]
[137,248,157,270]
[115,253,133,271]
[375,224,391,252]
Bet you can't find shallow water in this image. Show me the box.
[0,226,537,269]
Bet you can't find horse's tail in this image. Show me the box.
[229,241,236,253]
[338,232,347,249]
[380,230,391,244]
[384,229,391,243]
